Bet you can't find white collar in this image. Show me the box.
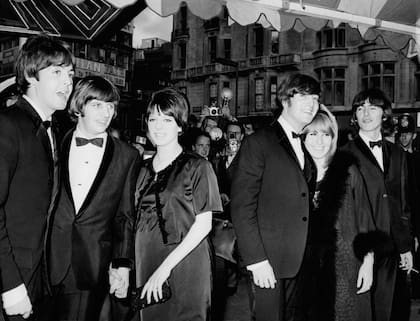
[278,115,300,140]
[359,131,383,148]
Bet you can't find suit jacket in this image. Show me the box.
[0,98,58,300]
[342,137,412,253]
[230,121,316,279]
[48,130,140,290]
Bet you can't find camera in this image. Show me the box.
[209,106,222,116]
[228,132,236,139]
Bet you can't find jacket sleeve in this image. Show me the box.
[230,135,267,266]
[111,151,141,269]
[351,166,393,260]
[0,115,24,291]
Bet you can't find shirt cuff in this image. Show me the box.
[246,260,269,271]
[2,284,27,308]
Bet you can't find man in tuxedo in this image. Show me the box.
[0,35,74,320]
[47,76,140,321]
[343,88,413,321]
[230,74,320,321]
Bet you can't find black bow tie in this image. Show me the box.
[292,132,301,139]
[369,140,383,149]
[75,137,104,147]
[41,120,51,130]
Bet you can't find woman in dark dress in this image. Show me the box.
[299,108,388,321]
[134,88,223,321]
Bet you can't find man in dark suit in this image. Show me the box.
[230,74,320,321]
[47,76,140,321]
[343,88,413,321]
[0,35,74,320]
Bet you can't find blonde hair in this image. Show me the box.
[302,105,338,167]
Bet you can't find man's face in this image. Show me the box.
[226,124,244,142]
[77,99,115,138]
[193,135,211,158]
[283,93,319,130]
[355,100,383,135]
[29,64,74,115]
[398,132,415,148]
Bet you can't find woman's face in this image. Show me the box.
[147,108,181,147]
[304,128,332,161]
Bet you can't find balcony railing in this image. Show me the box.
[178,54,302,79]
[172,69,187,80]
[269,54,301,66]
[173,28,190,39]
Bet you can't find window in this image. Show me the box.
[270,77,277,108]
[318,25,346,49]
[209,83,218,105]
[361,63,395,101]
[99,49,106,62]
[180,5,188,30]
[316,68,345,106]
[74,42,86,58]
[224,39,231,60]
[255,78,264,111]
[209,36,217,62]
[179,42,187,69]
[271,31,279,54]
[109,51,117,66]
[254,25,264,57]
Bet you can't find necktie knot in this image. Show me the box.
[292,132,301,139]
[42,120,51,130]
[75,137,104,147]
[369,140,382,149]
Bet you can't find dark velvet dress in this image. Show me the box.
[134,151,222,321]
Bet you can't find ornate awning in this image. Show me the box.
[4,0,420,55]
[145,0,420,58]
[2,0,146,40]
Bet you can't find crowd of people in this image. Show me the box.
[0,34,419,321]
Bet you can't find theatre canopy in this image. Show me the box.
[5,0,420,57]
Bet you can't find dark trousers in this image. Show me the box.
[390,267,411,321]
[47,266,108,321]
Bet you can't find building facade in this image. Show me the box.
[171,5,420,128]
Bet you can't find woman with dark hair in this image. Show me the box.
[298,107,386,321]
[134,88,222,321]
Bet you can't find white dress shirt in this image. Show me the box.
[359,131,384,171]
[69,129,107,213]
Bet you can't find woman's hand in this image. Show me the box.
[356,252,374,294]
[140,263,172,304]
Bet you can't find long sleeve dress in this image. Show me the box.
[134,151,223,321]
[307,150,389,321]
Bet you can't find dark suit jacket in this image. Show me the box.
[342,137,412,253]
[0,98,57,299]
[230,121,316,279]
[48,130,140,290]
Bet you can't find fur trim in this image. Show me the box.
[315,151,358,245]
[353,230,394,261]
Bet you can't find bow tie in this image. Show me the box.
[292,132,302,139]
[369,140,383,149]
[75,137,104,147]
[42,120,51,130]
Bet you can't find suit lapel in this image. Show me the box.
[19,98,54,167]
[77,135,114,214]
[382,140,392,177]
[61,130,76,214]
[354,136,383,173]
[272,121,302,169]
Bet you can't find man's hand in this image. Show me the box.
[357,252,373,294]
[399,251,413,274]
[249,261,277,289]
[109,267,130,298]
[4,295,32,319]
